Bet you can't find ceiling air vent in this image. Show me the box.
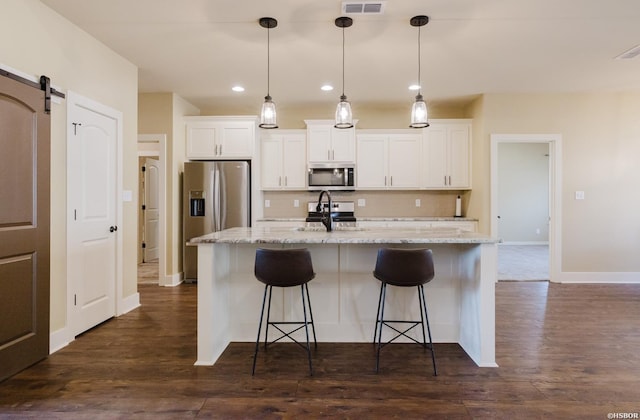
[615,44,640,60]
[342,1,385,14]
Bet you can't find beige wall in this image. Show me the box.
[1,0,138,331]
[138,93,199,279]
[471,93,640,272]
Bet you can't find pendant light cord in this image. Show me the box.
[266,26,271,97]
[341,25,345,97]
[417,25,421,96]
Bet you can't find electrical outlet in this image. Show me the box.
[293,199,299,208]
[264,199,270,208]
[357,199,366,207]
[536,228,540,235]
[415,199,421,207]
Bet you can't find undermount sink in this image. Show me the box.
[293,226,367,232]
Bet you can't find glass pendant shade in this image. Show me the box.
[410,94,429,128]
[259,95,277,129]
[335,94,353,129]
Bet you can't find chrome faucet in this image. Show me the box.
[316,190,334,232]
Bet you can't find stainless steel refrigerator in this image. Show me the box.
[183,161,250,281]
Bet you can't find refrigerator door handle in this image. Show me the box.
[213,166,222,231]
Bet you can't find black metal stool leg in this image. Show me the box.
[304,283,318,348]
[420,284,437,376]
[252,284,269,375]
[301,284,313,375]
[418,285,428,348]
[376,282,387,373]
[373,281,384,344]
[264,285,273,350]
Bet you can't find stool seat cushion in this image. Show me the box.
[373,248,434,287]
[255,248,316,287]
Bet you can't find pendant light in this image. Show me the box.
[259,17,278,129]
[334,16,354,129]
[409,15,429,128]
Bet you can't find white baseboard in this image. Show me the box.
[162,272,183,287]
[119,292,140,315]
[49,327,72,354]
[557,271,640,284]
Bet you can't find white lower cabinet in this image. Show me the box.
[261,130,306,190]
[356,132,421,189]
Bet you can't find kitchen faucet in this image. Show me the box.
[316,190,334,232]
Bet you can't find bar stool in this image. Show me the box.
[372,248,437,375]
[252,248,317,375]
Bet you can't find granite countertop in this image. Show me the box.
[188,226,498,245]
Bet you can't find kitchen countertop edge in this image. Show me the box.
[189,226,498,245]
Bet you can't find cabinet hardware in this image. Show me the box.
[284,176,288,186]
[448,175,452,186]
[278,176,281,186]
[390,176,393,186]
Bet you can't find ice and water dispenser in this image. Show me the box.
[189,190,205,217]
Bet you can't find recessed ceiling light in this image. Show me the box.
[408,84,420,91]
[321,84,334,91]
[232,86,245,92]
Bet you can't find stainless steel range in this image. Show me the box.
[306,201,356,223]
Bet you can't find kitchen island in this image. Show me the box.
[189,226,500,368]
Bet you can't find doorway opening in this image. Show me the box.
[491,134,562,282]
[137,134,167,286]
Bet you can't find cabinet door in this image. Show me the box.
[218,122,254,158]
[448,125,471,188]
[307,126,332,162]
[282,136,306,189]
[356,135,387,188]
[423,125,448,188]
[261,136,284,189]
[331,127,355,162]
[388,135,421,188]
[186,124,217,159]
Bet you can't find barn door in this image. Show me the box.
[0,75,50,381]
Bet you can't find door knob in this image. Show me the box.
[110,226,118,233]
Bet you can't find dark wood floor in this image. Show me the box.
[1,281,640,419]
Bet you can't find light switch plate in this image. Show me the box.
[575,191,585,200]
[293,199,299,207]
[357,199,366,207]
[264,199,271,208]
[415,199,421,207]
[122,190,133,202]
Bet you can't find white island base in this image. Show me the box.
[192,227,499,368]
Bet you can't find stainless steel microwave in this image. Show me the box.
[308,163,355,191]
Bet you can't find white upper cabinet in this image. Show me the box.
[305,120,356,163]
[356,132,421,189]
[423,120,471,189]
[185,116,257,160]
[261,130,306,190]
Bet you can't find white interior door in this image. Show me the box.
[68,97,118,336]
[143,158,160,261]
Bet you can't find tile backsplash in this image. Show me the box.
[262,190,470,218]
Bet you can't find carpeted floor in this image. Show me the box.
[498,244,549,281]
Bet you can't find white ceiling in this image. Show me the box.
[41,0,640,111]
